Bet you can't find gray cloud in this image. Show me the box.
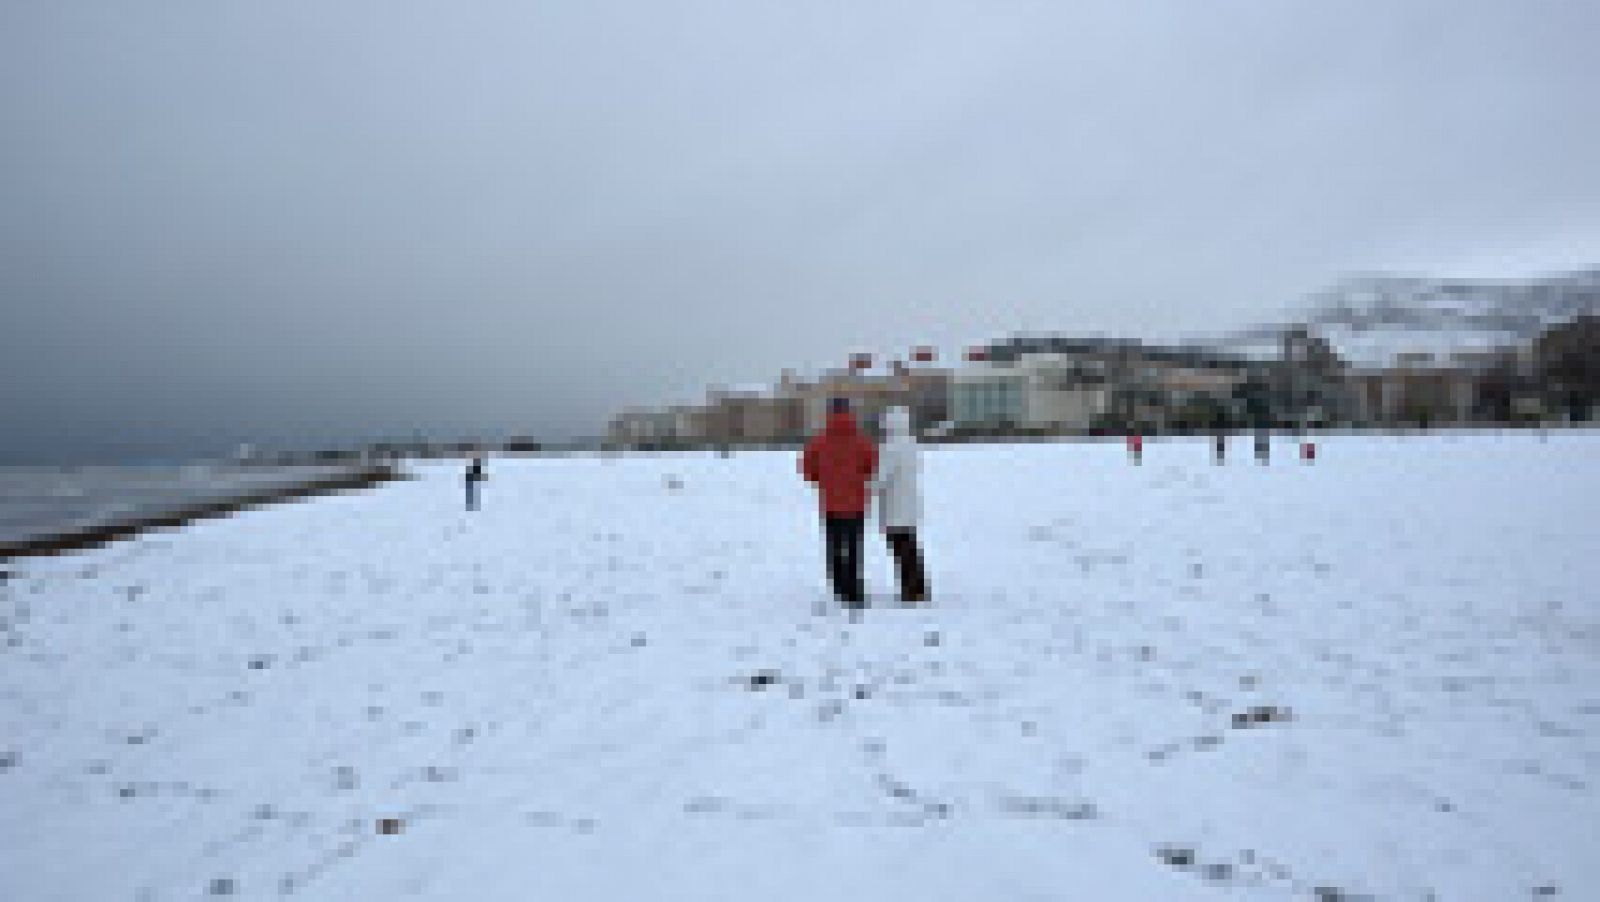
[3,1,1597,462]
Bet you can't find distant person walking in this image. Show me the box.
[464,455,486,511]
[800,398,877,608]
[872,407,929,603]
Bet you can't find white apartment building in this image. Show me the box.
[951,354,1111,430]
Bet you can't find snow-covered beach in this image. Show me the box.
[2,432,1596,900]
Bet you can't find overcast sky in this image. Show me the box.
[3,1,1597,462]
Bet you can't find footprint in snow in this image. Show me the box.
[996,796,1098,820]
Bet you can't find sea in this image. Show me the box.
[0,463,376,551]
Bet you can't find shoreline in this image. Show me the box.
[0,464,405,562]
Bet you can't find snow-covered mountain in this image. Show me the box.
[1216,269,1600,367]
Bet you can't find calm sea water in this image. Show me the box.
[0,464,372,548]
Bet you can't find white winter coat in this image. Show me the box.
[871,407,922,529]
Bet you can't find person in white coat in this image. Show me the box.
[871,407,929,603]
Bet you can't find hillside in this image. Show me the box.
[1216,269,1600,367]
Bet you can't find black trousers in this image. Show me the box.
[465,480,480,511]
[885,528,928,602]
[822,515,865,604]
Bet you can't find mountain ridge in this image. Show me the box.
[1213,268,1600,367]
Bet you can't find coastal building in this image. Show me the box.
[794,359,951,437]
[951,353,1112,432]
[797,370,903,436]
[971,335,1259,431]
[607,409,679,446]
[899,361,953,431]
[1349,351,1491,426]
[704,385,805,444]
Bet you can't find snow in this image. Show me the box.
[3,433,1598,901]
[1319,326,1522,369]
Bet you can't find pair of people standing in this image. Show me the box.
[799,398,928,608]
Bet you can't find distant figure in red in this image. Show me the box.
[800,398,878,608]
[1127,432,1143,465]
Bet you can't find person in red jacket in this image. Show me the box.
[800,398,878,607]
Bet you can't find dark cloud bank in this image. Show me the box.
[3,2,1597,463]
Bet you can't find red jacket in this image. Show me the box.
[800,412,878,515]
